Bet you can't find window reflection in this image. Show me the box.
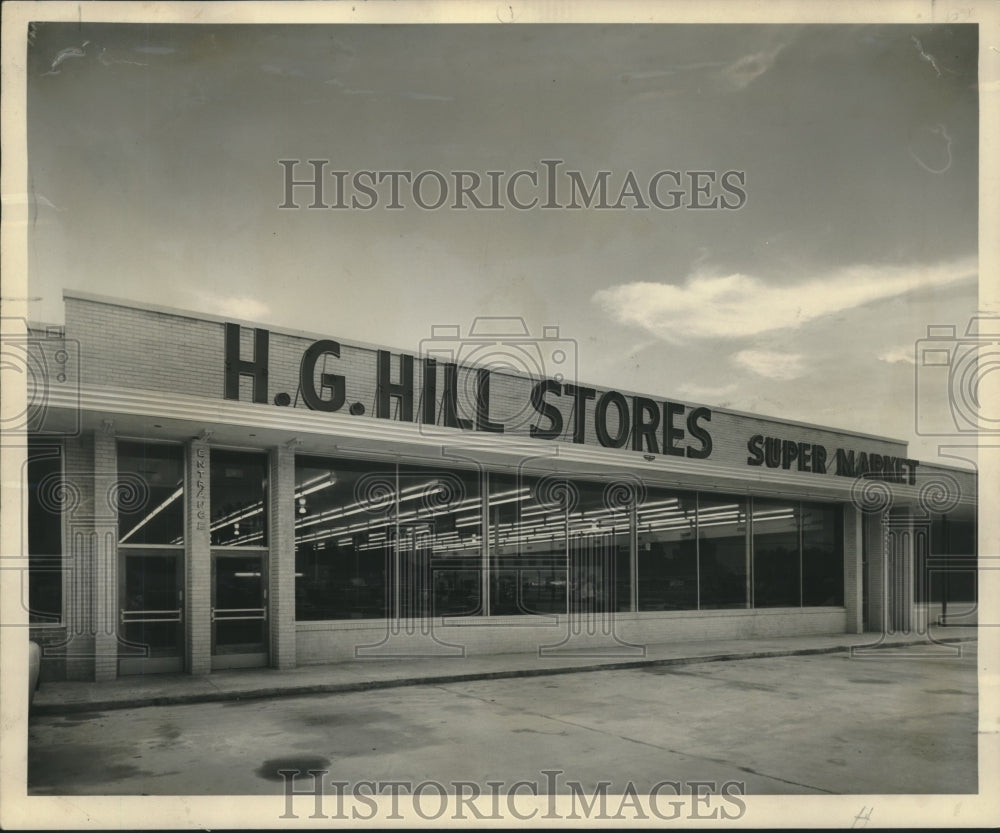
[489,473,567,615]
[294,457,394,620]
[487,475,632,616]
[802,503,843,606]
[637,490,697,611]
[291,456,846,620]
[398,465,482,617]
[120,550,183,656]
[752,499,800,607]
[210,449,268,547]
[117,441,184,546]
[293,458,483,620]
[569,480,631,614]
[27,440,63,623]
[923,512,976,604]
[698,495,748,609]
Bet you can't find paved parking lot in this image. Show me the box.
[28,642,977,797]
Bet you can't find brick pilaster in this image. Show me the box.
[883,512,915,634]
[185,440,212,674]
[865,511,886,634]
[842,504,863,634]
[268,445,296,669]
[91,429,118,681]
[62,433,95,680]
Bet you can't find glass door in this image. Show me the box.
[118,550,184,674]
[211,552,268,668]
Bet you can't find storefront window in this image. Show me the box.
[569,480,631,614]
[752,499,800,607]
[117,441,184,545]
[398,464,482,617]
[294,456,393,620]
[637,488,697,611]
[698,494,748,609]
[27,441,62,623]
[489,473,567,615]
[293,456,846,618]
[801,502,843,606]
[210,449,268,547]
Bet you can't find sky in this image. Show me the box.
[24,20,981,464]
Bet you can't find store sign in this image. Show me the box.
[222,324,712,457]
[745,434,919,484]
[221,323,917,479]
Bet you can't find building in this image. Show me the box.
[21,291,978,682]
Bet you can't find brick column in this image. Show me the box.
[884,512,914,634]
[185,440,212,675]
[268,445,296,669]
[91,429,118,681]
[63,433,95,681]
[842,504,863,634]
[909,512,931,635]
[864,511,887,634]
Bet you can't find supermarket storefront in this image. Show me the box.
[24,291,978,681]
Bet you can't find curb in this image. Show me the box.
[31,636,977,716]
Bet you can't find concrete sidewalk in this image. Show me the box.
[31,627,977,715]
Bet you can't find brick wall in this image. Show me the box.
[295,608,848,665]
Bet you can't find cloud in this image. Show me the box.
[720,45,784,90]
[879,346,917,365]
[617,62,726,83]
[734,350,805,380]
[133,45,176,55]
[204,295,270,321]
[261,64,305,78]
[676,382,738,400]
[592,256,976,342]
[41,40,90,76]
[98,48,147,68]
[221,297,270,321]
[400,91,453,102]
